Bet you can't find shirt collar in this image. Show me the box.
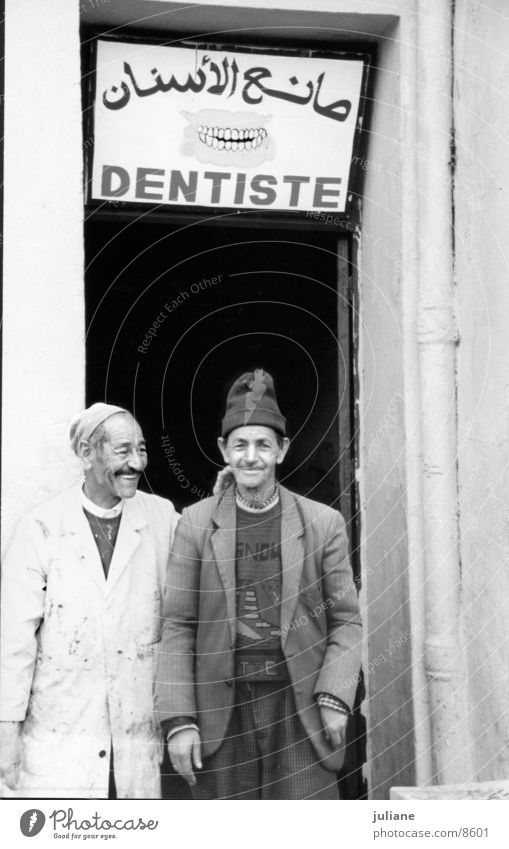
[81,481,124,519]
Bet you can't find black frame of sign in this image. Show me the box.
[81,30,376,230]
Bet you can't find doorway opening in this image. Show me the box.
[84,214,365,797]
[85,220,350,509]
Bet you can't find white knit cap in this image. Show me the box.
[69,402,128,456]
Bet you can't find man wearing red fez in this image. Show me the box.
[158,369,362,799]
[0,404,179,798]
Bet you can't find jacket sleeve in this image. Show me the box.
[156,507,202,723]
[0,518,48,721]
[313,510,362,710]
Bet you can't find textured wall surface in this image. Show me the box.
[454,0,509,781]
[359,23,416,799]
[2,0,85,548]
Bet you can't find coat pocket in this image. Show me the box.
[129,590,162,649]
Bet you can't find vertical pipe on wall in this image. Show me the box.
[399,9,434,785]
[416,0,473,782]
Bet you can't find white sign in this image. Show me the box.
[91,39,366,213]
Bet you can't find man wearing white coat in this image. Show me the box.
[0,403,179,798]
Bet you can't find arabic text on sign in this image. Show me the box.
[102,58,352,123]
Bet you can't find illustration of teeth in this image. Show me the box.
[201,135,234,149]
[196,126,268,151]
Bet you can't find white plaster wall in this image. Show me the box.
[455,0,509,780]
[358,21,419,798]
[2,0,85,548]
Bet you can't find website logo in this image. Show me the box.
[20,809,46,837]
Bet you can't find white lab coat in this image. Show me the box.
[0,482,179,798]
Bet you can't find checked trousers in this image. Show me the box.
[192,681,339,800]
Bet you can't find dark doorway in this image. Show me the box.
[84,215,364,798]
[85,220,349,513]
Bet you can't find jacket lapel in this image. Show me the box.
[210,486,237,642]
[279,486,306,649]
[104,495,146,595]
[60,483,107,594]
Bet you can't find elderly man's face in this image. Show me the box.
[84,413,148,507]
[218,425,289,498]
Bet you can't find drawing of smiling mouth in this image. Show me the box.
[181,109,276,167]
[198,125,268,151]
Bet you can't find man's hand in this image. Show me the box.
[213,465,235,496]
[167,728,202,787]
[0,721,22,790]
[320,707,348,749]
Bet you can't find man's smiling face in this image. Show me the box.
[83,413,148,508]
[218,425,289,499]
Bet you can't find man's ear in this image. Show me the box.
[217,436,230,464]
[276,437,291,464]
[78,440,95,470]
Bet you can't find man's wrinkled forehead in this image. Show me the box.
[100,412,145,446]
[226,425,280,443]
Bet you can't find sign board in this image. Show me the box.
[90,39,368,213]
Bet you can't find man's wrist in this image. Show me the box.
[317,693,350,715]
[166,723,199,742]
[161,716,198,741]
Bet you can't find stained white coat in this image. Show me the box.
[0,482,179,798]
